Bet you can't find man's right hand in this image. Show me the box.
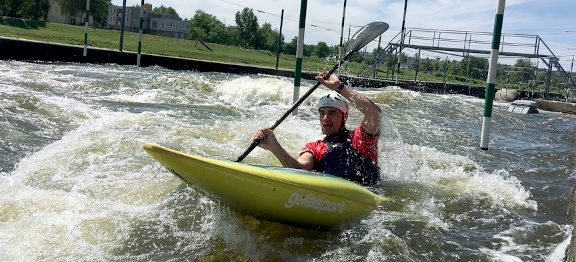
[253,128,279,151]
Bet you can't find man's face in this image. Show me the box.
[318,107,346,135]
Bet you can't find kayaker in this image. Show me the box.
[253,73,382,186]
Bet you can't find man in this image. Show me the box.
[253,73,382,186]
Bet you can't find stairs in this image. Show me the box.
[540,56,575,95]
[357,43,398,78]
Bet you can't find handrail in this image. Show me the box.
[358,27,574,96]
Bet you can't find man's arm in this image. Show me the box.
[315,73,382,134]
[253,128,315,170]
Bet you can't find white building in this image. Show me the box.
[107,3,189,39]
[46,0,89,26]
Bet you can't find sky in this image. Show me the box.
[111,0,575,69]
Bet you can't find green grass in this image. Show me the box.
[0,18,337,73]
[6,18,563,95]
[0,18,432,82]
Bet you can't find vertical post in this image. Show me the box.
[83,0,90,57]
[466,53,472,92]
[480,0,505,150]
[275,9,284,70]
[347,25,351,42]
[443,56,448,93]
[545,58,553,99]
[119,0,127,52]
[533,60,539,98]
[137,0,144,67]
[395,0,408,84]
[374,35,382,78]
[338,0,347,73]
[462,32,468,57]
[568,55,574,102]
[293,0,308,115]
[414,49,420,82]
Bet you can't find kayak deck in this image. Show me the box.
[144,143,387,228]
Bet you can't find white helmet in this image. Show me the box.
[318,92,348,114]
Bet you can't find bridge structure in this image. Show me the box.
[359,27,575,99]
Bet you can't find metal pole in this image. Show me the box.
[119,0,127,52]
[443,56,448,93]
[545,58,553,99]
[347,24,351,42]
[275,9,284,70]
[568,55,574,102]
[338,0,347,73]
[395,0,408,84]
[83,0,90,57]
[414,49,420,82]
[374,35,381,78]
[466,53,472,92]
[293,0,308,115]
[137,0,144,67]
[480,0,505,150]
[533,60,539,98]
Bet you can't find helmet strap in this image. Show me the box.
[339,112,348,131]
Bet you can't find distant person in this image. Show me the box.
[253,73,382,186]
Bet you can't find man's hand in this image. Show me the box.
[253,128,279,151]
[315,72,341,91]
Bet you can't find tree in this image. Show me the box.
[421,57,433,72]
[235,7,258,49]
[314,41,330,58]
[514,58,533,68]
[4,0,24,17]
[0,0,4,16]
[257,22,280,52]
[91,0,111,25]
[513,58,535,83]
[17,0,49,20]
[153,5,178,16]
[283,36,297,55]
[303,43,314,57]
[459,55,488,80]
[51,0,110,25]
[189,10,225,42]
[189,27,207,42]
[222,25,241,46]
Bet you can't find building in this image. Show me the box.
[107,3,189,39]
[46,0,90,26]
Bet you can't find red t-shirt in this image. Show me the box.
[300,126,379,170]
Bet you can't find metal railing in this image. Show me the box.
[358,27,575,99]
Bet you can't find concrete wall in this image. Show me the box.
[0,37,317,80]
[536,100,576,115]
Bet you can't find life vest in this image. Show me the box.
[317,129,380,186]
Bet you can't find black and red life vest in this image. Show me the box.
[317,129,380,186]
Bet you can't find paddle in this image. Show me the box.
[236,21,390,163]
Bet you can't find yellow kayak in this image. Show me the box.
[144,143,387,228]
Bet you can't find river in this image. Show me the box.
[1,60,575,261]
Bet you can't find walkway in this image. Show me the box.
[361,27,574,97]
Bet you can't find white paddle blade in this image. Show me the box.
[346,22,390,55]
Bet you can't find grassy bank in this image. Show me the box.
[0,18,497,89]
[0,18,353,73]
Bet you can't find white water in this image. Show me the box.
[0,60,574,261]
